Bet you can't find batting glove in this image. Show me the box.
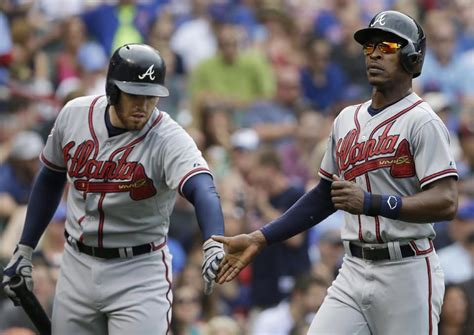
[2,244,34,306]
[202,239,225,295]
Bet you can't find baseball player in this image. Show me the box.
[213,11,458,334]
[2,43,225,335]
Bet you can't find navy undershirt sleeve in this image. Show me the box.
[19,166,67,248]
[260,179,336,245]
[182,173,225,240]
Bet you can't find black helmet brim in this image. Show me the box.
[354,27,409,45]
[114,80,169,97]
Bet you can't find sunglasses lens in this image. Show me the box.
[363,42,401,55]
[363,43,375,55]
[380,42,401,53]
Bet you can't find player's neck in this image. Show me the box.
[371,83,412,109]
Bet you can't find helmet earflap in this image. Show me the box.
[106,81,119,105]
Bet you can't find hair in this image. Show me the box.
[257,146,282,170]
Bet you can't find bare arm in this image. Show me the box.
[331,175,458,223]
[398,177,458,222]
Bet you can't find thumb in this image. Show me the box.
[332,174,341,181]
[211,235,229,245]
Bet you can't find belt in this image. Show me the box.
[64,231,166,259]
[349,242,415,261]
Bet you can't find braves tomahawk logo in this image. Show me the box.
[371,12,387,26]
[63,140,156,200]
[336,123,415,180]
[138,64,155,80]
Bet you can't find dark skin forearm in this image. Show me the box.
[398,177,458,222]
[331,175,458,223]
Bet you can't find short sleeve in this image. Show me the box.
[412,119,458,188]
[162,128,210,193]
[318,126,338,181]
[40,108,68,172]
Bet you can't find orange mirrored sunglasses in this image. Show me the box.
[362,41,402,55]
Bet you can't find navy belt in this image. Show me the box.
[64,230,165,259]
[349,242,415,261]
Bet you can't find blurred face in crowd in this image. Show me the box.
[303,282,328,314]
[173,285,202,324]
[308,39,331,73]
[449,214,474,245]
[440,285,469,327]
[429,21,456,64]
[111,92,159,130]
[63,17,86,52]
[10,158,41,184]
[217,25,240,64]
[275,68,301,106]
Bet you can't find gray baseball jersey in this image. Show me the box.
[41,95,210,248]
[318,92,458,243]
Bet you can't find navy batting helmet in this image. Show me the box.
[106,44,169,105]
[354,10,426,78]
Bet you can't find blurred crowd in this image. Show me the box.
[0,0,474,334]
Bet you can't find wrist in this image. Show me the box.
[363,192,402,219]
[250,230,268,249]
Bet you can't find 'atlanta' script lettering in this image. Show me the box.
[336,123,399,171]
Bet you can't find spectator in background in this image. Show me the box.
[147,10,186,119]
[81,0,158,55]
[251,274,328,335]
[171,284,206,335]
[205,315,241,335]
[0,131,44,219]
[253,3,303,69]
[0,9,13,87]
[189,22,275,127]
[278,110,330,187]
[247,147,309,308]
[55,41,108,99]
[310,229,344,285]
[332,8,371,101]
[170,0,218,72]
[242,66,301,148]
[438,200,474,284]
[457,116,474,197]
[54,17,87,85]
[416,11,467,105]
[439,284,472,335]
[300,37,348,116]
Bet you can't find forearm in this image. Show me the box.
[19,166,67,248]
[398,177,458,222]
[260,179,336,245]
[182,173,225,240]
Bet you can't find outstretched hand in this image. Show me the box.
[211,231,266,284]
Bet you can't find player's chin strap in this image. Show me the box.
[201,239,225,295]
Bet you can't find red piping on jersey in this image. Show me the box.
[162,249,172,334]
[425,257,433,335]
[178,167,212,195]
[410,240,433,255]
[354,104,362,133]
[88,96,102,159]
[419,169,458,186]
[97,193,106,248]
[108,112,164,161]
[368,100,423,139]
[40,153,67,172]
[78,216,85,226]
[319,168,332,179]
[364,175,383,243]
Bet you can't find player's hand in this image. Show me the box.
[201,239,225,295]
[2,244,34,306]
[331,175,365,214]
[212,231,266,284]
